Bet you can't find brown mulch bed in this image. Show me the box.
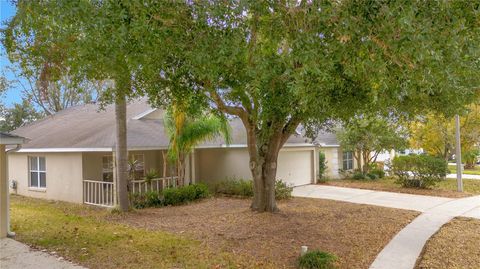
[323,180,471,198]
[108,197,418,269]
[416,217,480,269]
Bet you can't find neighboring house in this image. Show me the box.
[8,99,358,207]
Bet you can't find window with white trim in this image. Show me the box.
[29,156,46,188]
[342,151,354,170]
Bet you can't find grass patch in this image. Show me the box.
[416,217,480,269]
[10,195,263,269]
[323,177,480,198]
[448,165,480,175]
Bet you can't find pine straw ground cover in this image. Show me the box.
[416,217,480,269]
[323,178,480,198]
[108,197,418,268]
[10,195,418,269]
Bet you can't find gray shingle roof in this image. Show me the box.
[314,130,340,146]
[0,132,27,145]
[12,99,339,150]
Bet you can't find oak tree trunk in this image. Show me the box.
[115,94,129,211]
[248,134,283,213]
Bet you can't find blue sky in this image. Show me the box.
[1,1,22,107]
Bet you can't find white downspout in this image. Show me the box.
[6,144,22,237]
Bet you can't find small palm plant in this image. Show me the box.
[164,104,231,184]
[144,169,159,184]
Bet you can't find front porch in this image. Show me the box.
[81,149,193,207]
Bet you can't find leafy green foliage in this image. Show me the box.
[163,183,210,206]
[144,169,159,183]
[338,115,407,173]
[409,103,480,163]
[317,151,328,182]
[131,183,210,209]
[352,171,366,180]
[214,179,292,200]
[392,155,449,188]
[214,178,254,198]
[369,169,385,179]
[6,0,480,211]
[130,191,162,209]
[298,250,338,269]
[0,99,43,132]
[275,179,293,200]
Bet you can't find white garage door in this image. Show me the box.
[277,150,313,186]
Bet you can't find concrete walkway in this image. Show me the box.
[0,238,85,269]
[293,185,480,269]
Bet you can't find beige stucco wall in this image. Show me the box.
[8,152,84,203]
[82,150,177,181]
[321,147,341,179]
[195,147,315,186]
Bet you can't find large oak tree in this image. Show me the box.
[5,0,480,212]
[138,1,480,212]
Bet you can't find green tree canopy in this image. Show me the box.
[338,115,408,173]
[4,0,480,212]
[138,0,480,211]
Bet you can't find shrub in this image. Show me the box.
[298,250,338,269]
[275,179,293,200]
[131,183,210,209]
[366,173,378,180]
[392,155,448,188]
[214,178,254,197]
[316,177,330,184]
[352,171,366,180]
[144,169,159,183]
[214,178,293,200]
[163,183,210,206]
[317,151,328,181]
[130,191,162,209]
[369,168,385,179]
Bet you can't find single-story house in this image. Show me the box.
[8,99,361,207]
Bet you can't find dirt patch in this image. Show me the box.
[416,217,480,269]
[109,197,418,269]
[323,180,472,198]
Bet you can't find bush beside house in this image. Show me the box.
[392,155,448,188]
[214,178,293,200]
[130,183,210,209]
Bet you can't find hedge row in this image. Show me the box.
[130,183,210,209]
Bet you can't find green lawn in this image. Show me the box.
[448,165,480,175]
[10,195,264,269]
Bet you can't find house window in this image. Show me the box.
[102,155,114,182]
[130,154,145,180]
[29,156,46,188]
[343,151,354,170]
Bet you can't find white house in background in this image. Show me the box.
[8,99,359,207]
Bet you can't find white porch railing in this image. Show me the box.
[83,180,115,207]
[83,177,179,207]
[130,177,179,195]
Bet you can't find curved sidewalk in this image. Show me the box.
[370,195,480,269]
[293,185,480,269]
